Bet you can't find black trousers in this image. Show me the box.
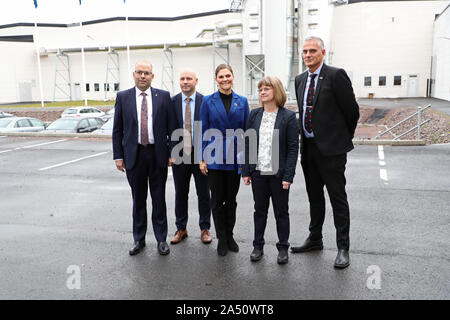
[172,160,211,231]
[208,169,241,241]
[251,171,290,251]
[301,138,350,250]
[126,144,168,243]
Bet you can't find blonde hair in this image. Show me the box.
[257,76,287,108]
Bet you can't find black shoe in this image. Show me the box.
[157,241,170,255]
[250,248,264,262]
[277,250,289,264]
[334,249,350,269]
[217,239,228,256]
[129,240,145,256]
[290,238,323,253]
[227,237,239,252]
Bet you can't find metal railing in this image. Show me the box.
[376,104,432,140]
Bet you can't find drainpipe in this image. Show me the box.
[286,0,295,94]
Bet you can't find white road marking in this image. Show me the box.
[39,152,108,171]
[0,149,13,154]
[377,145,388,184]
[20,139,68,149]
[0,136,6,138]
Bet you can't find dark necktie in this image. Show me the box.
[184,97,192,156]
[140,92,149,146]
[304,74,317,133]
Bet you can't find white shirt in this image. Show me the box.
[302,62,323,138]
[136,86,154,144]
[256,111,278,173]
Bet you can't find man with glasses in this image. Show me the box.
[113,60,176,256]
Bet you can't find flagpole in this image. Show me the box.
[33,2,44,108]
[78,1,88,107]
[124,0,132,88]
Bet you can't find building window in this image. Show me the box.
[364,77,372,86]
[114,83,120,91]
[379,76,386,86]
[94,83,99,92]
[86,83,90,92]
[394,75,401,86]
[104,83,110,92]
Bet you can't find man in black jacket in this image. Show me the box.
[291,36,359,269]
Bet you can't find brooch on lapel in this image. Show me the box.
[319,77,323,80]
[234,103,238,106]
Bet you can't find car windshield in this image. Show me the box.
[0,118,12,128]
[47,119,79,130]
[101,119,113,129]
[63,109,77,114]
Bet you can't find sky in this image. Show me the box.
[0,0,231,24]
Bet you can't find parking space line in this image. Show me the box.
[39,151,108,171]
[0,149,13,154]
[378,145,388,184]
[19,139,68,149]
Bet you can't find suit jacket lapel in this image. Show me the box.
[151,87,158,127]
[130,87,138,125]
[312,64,327,109]
[212,91,228,123]
[228,92,240,119]
[299,73,308,114]
[175,94,183,127]
[194,92,201,121]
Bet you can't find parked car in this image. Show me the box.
[45,117,104,133]
[0,111,13,118]
[61,107,105,119]
[92,118,113,135]
[0,117,46,133]
[100,108,115,121]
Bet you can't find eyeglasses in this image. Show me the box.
[135,70,152,76]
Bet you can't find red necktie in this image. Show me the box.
[305,74,317,133]
[140,92,149,146]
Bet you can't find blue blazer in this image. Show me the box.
[199,90,249,171]
[112,87,175,170]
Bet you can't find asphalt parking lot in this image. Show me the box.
[0,135,449,300]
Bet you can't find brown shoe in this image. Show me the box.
[170,229,188,244]
[201,229,212,244]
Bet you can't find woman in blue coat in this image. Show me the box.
[199,64,250,256]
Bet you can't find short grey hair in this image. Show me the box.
[304,36,325,50]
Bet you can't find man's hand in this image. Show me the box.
[115,159,125,172]
[243,177,251,185]
[282,181,291,190]
[199,161,208,176]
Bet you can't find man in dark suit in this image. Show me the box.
[170,69,212,245]
[291,36,360,269]
[112,60,175,256]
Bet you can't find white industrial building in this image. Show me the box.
[0,0,449,105]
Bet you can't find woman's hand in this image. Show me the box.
[199,161,208,175]
[243,176,251,185]
[282,181,291,190]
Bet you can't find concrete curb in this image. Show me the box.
[1,132,427,146]
[353,139,426,146]
[0,132,111,139]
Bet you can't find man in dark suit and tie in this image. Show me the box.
[112,60,175,256]
[170,69,212,245]
[291,36,359,269]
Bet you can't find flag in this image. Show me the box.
[33,0,37,8]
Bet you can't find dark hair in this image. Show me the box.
[215,64,233,77]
